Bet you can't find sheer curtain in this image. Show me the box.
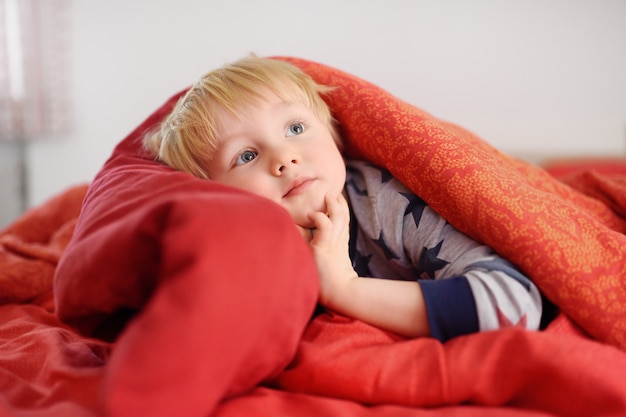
[0,0,72,140]
[0,0,71,224]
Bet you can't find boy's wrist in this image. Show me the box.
[320,273,359,313]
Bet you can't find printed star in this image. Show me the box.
[379,169,394,184]
[365,163,394,183]
[469,259,533,291]
[418,240,449,279]
[345,177,368,196]
[373,231,399,260]
[352,249,372,277]
[400,192,427,226]
[497,309,528,328]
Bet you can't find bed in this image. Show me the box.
[1,56,625,417]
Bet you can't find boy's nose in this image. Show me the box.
[271,148,299,176]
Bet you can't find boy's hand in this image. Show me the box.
[300,194,430,339]
[307,193,358,309]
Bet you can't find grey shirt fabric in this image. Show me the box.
[345,159,542,341]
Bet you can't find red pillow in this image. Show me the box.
[54,89,320,414]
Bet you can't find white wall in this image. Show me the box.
[26,0,626,209]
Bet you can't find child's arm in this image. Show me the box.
[308,194,430,338]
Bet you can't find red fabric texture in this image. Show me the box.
[0,303,109,417]
[0,186,107,417]
[543,157,626,179]
[0,183,87,305]
[274,313,626,417]
[0,57,625,416]
[549,166,626,220]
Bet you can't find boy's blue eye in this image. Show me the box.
[286,122,304,137]
[236,150,257,165]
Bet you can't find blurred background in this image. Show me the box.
[1,0,625,228]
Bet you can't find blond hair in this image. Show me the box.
[144,56,339,179]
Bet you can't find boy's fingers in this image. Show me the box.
[325,193,349,222]
[325,193,340,212]
[309,211,331,230]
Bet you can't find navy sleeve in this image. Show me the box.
[419,277,479,342]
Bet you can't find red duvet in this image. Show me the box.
[1,57,626,417]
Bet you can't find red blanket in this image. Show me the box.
[1,57,626,417]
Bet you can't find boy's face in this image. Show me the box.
[208,91,346,229]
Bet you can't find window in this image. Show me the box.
[0,0,71,140]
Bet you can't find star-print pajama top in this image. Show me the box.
[345,160,543,342]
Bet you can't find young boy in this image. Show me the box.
[144,56,542,342]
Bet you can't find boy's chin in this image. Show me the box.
[293,208,321,230]
[291,203,325,230]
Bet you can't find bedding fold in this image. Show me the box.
[0,184,87,306]
[274,312,626,417]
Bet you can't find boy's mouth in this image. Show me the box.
[283,177,315,198]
